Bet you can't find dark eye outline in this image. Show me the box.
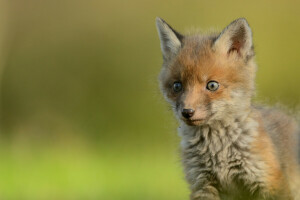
[173,81,182,93]
[206,81,219,91]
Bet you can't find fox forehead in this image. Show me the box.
[166,35,245,87]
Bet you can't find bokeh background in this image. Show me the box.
[0,0,300,199]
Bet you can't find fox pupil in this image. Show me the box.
[206,81,219,91]
[173,82,182,93]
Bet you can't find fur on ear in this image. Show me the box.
[213,18,254,60]
[156,17,183,61]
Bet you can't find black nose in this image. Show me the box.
[182,109,195,119]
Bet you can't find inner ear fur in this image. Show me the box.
[213,18,254,60]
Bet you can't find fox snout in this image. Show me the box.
[176,87,210,125]
[181,108,195,119]
[179,101,208,126]
[180,107,207,126]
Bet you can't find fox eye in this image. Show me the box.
[206,81,219,91]
[173,82,182,93]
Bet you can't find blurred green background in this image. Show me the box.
[0,0,300,199]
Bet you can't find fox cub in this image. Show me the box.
[156,18,300,200]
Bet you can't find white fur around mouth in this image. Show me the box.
[183,118,205,126]
[186,118,204,122]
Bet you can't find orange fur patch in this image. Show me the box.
[251,113,288,196]
[160,34,255,107]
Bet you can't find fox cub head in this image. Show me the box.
[156,18,257,126]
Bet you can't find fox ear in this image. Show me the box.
[213,18,254,60]
[156,17,183,61]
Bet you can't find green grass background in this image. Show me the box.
[0,0,300,199]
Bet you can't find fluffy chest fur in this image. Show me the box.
[179,116,269,197]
